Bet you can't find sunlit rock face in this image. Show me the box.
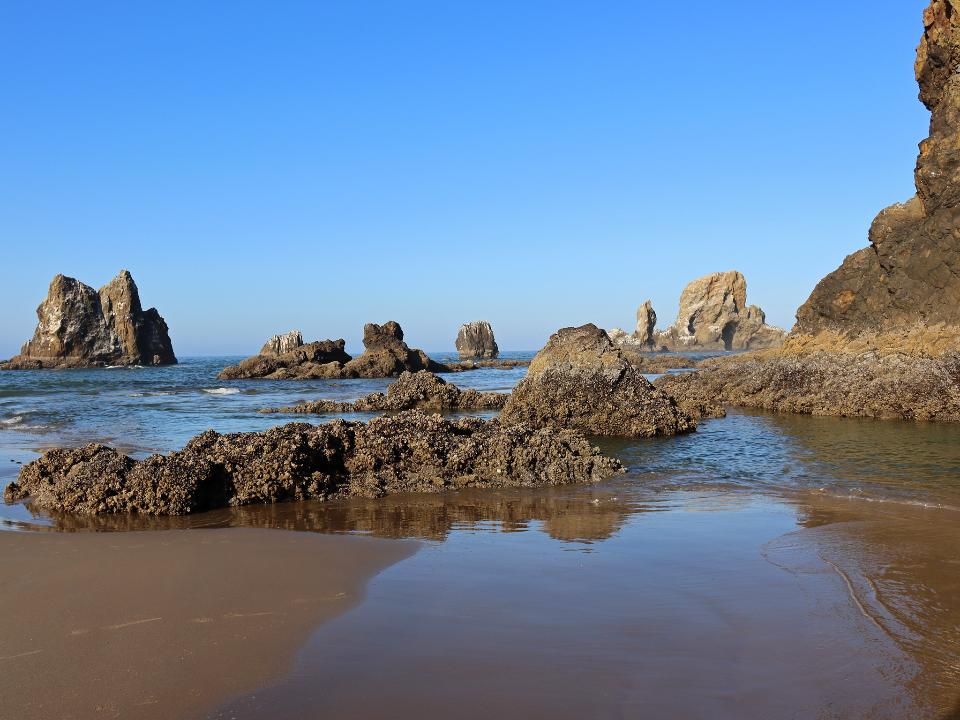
[792,0,960,354]
[2,270,176,369]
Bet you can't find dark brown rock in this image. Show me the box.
[499,324,695,437]
[5,410,624,515]
[218,339,352,380]
[263,371,508,415]
[2,270,176,369]
[792,1,960,354]
[455,321,499,359]
[653,351,960,422]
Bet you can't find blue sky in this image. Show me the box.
[0,1,930,355]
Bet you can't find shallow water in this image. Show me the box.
[1,356,958,718]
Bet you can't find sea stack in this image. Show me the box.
[2,270,176,369]
[455,321,499,359]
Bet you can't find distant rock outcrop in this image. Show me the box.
[790,0,960,355]
[260,330,303,357]
[5,410,623,515]
[218,321,445,380]
[1,271,176,369]
[654,271,785,351]
[455,321,499,359]
[607,273,785,353]
[264,371,508,414]
[499,324,695,437]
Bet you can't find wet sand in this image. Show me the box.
[0,528,417,719]
[208,491,960,720]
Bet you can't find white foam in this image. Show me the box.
[128,391,176,397]
[0,416,24,426]
[202,387,240,395]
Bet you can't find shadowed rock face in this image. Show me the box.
[2,271,176,369]
[500,324,695,437]
[793,0,960,354]
[455,321,499,359]
[4,410,623,515]
[263,371,508,414]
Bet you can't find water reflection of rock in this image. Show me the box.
[20,485,641,544]
[778,494,960,717]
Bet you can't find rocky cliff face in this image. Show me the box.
[792,0,960,354]
[455,321,499,359]
[2,271,176,369]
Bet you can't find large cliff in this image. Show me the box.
[792,0,960,354]
[2,270,176,369]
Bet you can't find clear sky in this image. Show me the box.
[0,1,931,356]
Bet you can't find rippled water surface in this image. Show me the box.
[1,355,958,718]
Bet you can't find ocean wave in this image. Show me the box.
[0,416,24,426]
[128,391,177,397]
[202,387,240,395]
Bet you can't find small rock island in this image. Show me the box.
[1,270,176,369]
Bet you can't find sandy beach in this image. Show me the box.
[0,528,417,719]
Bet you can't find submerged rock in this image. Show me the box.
[218,321,445,380]
[499,324,695,437]
[5,410,623,515]
[2,270,176,369]
[791,0,960,355]
[455,321,499,359]
[264,371,508,415]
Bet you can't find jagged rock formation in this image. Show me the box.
[218,321,445,380]
[260,330,303,357]
[455,321,499,359]
[499,324,695,437]
[654,351,960,421]
[789,1,960,355]
[608,273,784,352]
[653,271,785,351]
[1,271,176,369]
[4,410,623,515]
[263,371,508,415]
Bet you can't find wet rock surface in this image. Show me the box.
[4,410,624,515]
[263,371,508,415]
[792,1,960,354]
[499,324,695,437]
[2,270,176,369]
[455,321,499,359]
[653,351,960,422]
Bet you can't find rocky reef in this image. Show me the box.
[499,324,695,437]
[791,0,960,355]
[655,351,960,422]
[218,321,446,380]
[263,371,508,415]
[610,272,785,352]
[654,2,960,422]
[1,271,176,369]
[455,321,499,359]
[4,411,623,515]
